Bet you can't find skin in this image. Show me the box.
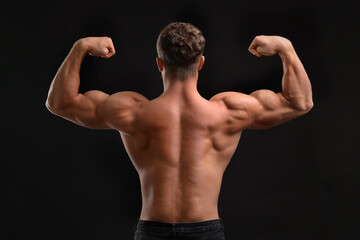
[46,35,313,223]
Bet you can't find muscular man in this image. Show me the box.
[46,22,313,240]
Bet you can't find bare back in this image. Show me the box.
[46,34,313,224]
[120,93,241,223]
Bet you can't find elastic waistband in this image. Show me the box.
[135,218,223,233]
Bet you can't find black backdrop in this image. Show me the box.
[1,1,359,239]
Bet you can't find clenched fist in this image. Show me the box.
[248,35,292,57]
[76,37,116,58]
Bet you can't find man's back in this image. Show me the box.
[46,23,313,239]
[122,91,241,223]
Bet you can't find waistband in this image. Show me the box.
[135,218,223,233]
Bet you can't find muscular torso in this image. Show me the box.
[47,35,311,224]
[120,92,242,223]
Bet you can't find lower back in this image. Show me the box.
[138,156,225,222]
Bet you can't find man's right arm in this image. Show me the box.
[211,36,313,131]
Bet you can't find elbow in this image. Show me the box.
[45,98,51,110]
[306,100,314,111]
[288,98,313,112]
[298,99,314,112]
[45,98,62,115]
[45,99,56,114]
[304,97,314,111]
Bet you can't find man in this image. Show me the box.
[46,22,313,240]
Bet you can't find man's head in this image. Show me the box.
[156,22,206,79]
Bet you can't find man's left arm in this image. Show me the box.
[45,37,147,131]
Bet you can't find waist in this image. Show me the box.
[135,218,224,233]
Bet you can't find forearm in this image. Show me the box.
[278,42,313,111]
[46,40,88,110]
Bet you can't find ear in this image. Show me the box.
[198,56,205,70]
[156,57,164,72]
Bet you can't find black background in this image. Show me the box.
[1,1,359,239]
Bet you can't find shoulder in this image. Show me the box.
[97,91,149,118]
[96,91,149,133]
[101,91,149,108]
[209,92,262,133]
[107,91,149,102]
[210,91,259,110]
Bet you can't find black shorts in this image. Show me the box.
[134,218,225,240]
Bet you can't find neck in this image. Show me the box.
[162,72,199,97]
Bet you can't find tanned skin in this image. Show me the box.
[46,35,313,223]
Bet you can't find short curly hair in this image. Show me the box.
[156,22,206,74]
